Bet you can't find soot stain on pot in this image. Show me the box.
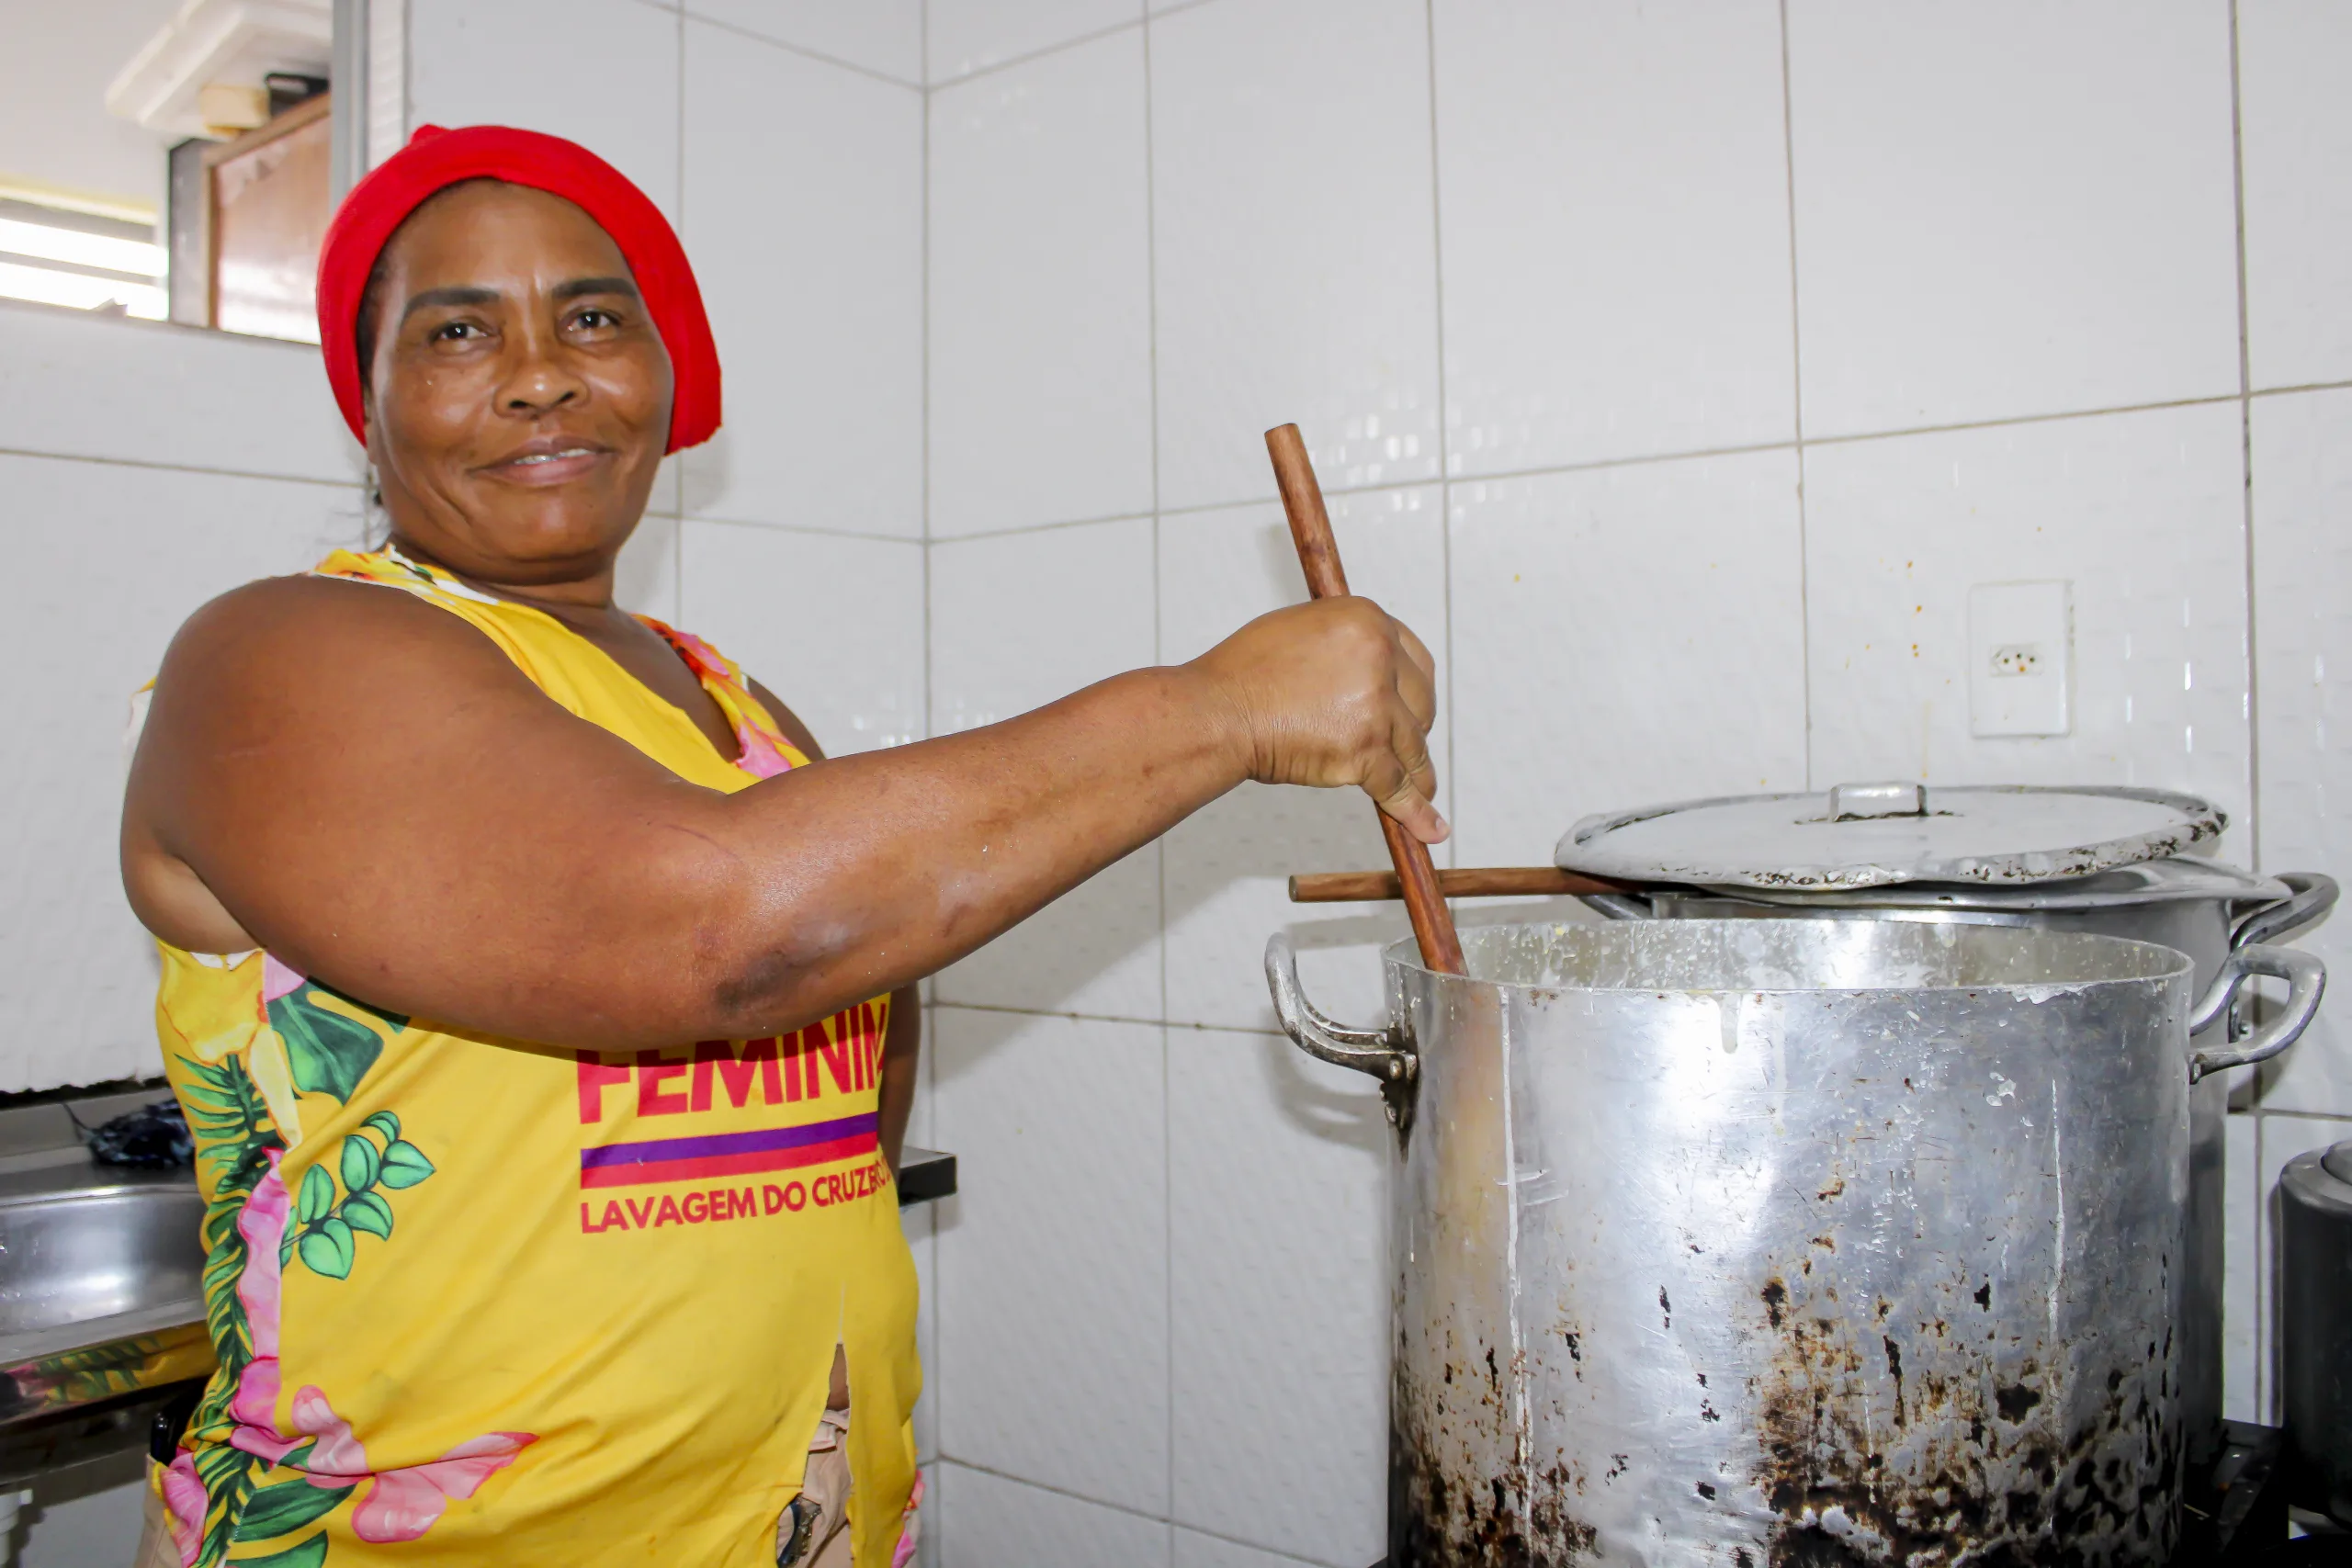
[1394,1325,1606,1567]
[1747,1275,2180,1566]
[1389,1415,1601,1567]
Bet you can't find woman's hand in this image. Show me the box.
[1187,597,1444,844]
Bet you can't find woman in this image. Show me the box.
[120,125,1441,1568]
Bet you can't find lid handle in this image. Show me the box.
[1830,782,1928,821]
[2323,1140,2352,1187]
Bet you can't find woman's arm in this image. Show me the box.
[740,677,918,1173]
[123,574,1438,1051]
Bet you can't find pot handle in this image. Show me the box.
[1578,892,1657,920]
[2233,872,2340,951]
[2187,942,2328,1083]
[1264,933,1417,1088]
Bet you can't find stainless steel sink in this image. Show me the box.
[0,1184,213,1427]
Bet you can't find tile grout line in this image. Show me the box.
[936,15,1145,87]
[683,7,925,92]
[684,513,927,545]
[2254,1112,2269,1423]
[913,377,2352,548]
[0,446,361,491]
[937,508,1162,543]
[1423,0,1455,871]
[1802,391,2245,446]
[2225,2,2268,1419]
[931,1457,1340,1567]
[931,1002,1285,1040]
[1139,0,1177,1529]
[2227,0,2262,880]
[933,0,1225,90]
[918,4,943,1533]
[2249,377,2352,400]
[922,0,936,749]
[1778,0,1812,795]
[2249,1105,2352,1124]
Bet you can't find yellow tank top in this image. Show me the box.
[150,547,921,1568]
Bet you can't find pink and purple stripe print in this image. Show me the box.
[579,1111,879,1190]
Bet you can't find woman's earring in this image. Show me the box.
[363,465,390,547]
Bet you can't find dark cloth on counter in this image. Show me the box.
[85,1098,193,1168]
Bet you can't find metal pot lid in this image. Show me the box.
[1693,856,2287,913]
[1555,782,2228,892]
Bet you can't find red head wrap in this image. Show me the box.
[315,124,721,454]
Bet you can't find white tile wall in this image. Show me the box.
[676,521,925,753]
[0,449,362,1089]
[0,296,379,1093]
[685,0,924,84]
[1171,1530,1329,1568]
[929,518,1156,728]
[1169,1028,1386,1565]
[933,1460,1172,1568]
[903,0,2352,1551]
[929,28,1154,538]
[1448,451,1809,867]
[928,0,1141,85]
[1804,404,2254,848]
[929,519,1162,1017]
[1786,1,2241,436]
[681,21,924,538]
[1150,0,1441,512]
[913,3,2348,1557]
[2249,389,2352,1112]
[932,1010,1170,1516]
[905,1028,942,1479]
[615,512,682,625]
[1159,488,1446,1034]
[2238,1,2352,391]
[0,303,356,483]
[1433,0,1796,475]
[408,0,684,220]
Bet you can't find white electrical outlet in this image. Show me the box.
[1969,581,2071,738]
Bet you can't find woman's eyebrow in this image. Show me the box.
[553,276,639,302]
[400,285,500,322]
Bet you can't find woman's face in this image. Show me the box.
[361,180,673,587]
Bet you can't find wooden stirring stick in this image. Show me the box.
[1265,423,1467,976]
[1290,867,1634,904]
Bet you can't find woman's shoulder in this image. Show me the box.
[158,568,527,708]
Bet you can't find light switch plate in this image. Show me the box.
[1968,580,2071,737]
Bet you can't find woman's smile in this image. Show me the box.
[480,434,613,486]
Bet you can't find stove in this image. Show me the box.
[1366,1421,2299,1568]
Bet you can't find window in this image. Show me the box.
[0,198,166,320]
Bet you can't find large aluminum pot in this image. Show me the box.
[1267,919,2324,1566]
[1584,862,2337,1469]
